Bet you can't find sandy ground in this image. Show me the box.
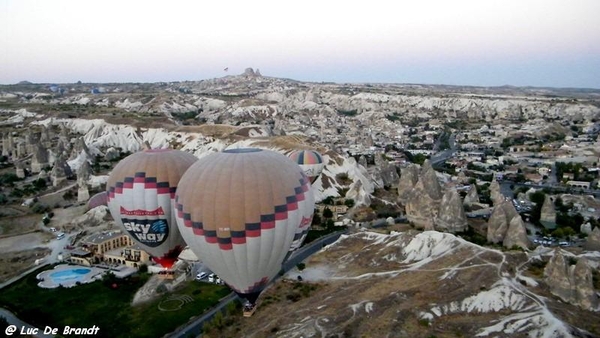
[0,247,51,283]
[0,232,51,252]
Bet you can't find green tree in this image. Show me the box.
[344,199,355,208]
[323,207,333,219]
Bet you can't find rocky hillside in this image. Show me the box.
[3,73,600,127]
[210,230,600,338]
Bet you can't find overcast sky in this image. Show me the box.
[1,0,599,88]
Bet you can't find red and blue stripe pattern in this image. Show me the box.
[107,172,178,201]
[176,175,311,251]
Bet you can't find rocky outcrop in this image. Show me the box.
[243,68,259,77]
[15,161,25,178]
[584,227,600,251]
[539,195,557,229]
[77,160,92,184]
[420,160,443,201]
[346,179,371,207]
[31,143,49,173]
[104,147,120,161]
[490,180,503,206]
[50,155,72,187]
[487,200,523,246]
[503,215,530,249]
[77,181,90,203]
[580,223,592,235]
[405,160,444,230]
[463,184,480,207]
[397,164,419,205]
[376,162,400,188]
[358,155,368,168]
[435,188,468,233]
[544,251,599,311]
[487,203,509,244]
[456,171,469,184]
[70,137,91,161]
[406,179,438,230]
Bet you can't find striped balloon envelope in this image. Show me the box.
[106,149,197,269]
[174,148,315,305]
[87,191,108,210]
[287,149,325,184]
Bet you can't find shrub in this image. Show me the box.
[31,203,50,214]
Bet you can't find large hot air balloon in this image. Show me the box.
[174,148,314,312]
[288,149,325,184]
[106,149,197,270]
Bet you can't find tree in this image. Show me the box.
[33,178,47,190]
[344,199,355,208]
[322,196,334,205]
[323,207,333,219]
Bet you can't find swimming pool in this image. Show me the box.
[37,265,104,288]
[49,268,92,283]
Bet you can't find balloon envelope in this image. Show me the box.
[106,149,197,269]
[175,148,314,304]
[288,149,325,184]
[87,191,108,210]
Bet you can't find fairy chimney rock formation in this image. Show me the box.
[487,200,522,245]
[490,180,504,206]
[77,160,92,185]
[345,179,371,207]
[420,160,443,201]
[50,155,72,187]
[31,143,50,173]
[435,188,468,233]
[584,227,600,251]
[463,184,480,207]
[405,161,445,230]
[397,164,419,205]
[503,215,531,249]
[544,251,599,311]
[540,195,557,229]
[15,161,26,178]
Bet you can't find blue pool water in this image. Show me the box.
[49,268,92,283]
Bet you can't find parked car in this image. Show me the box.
[195,272,207,280]
[208,273,216,283]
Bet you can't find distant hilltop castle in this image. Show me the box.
[243,68,261,77]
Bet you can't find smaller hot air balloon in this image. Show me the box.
[288,149,325,184]
[106,148,197,271]
[87,191,108,210]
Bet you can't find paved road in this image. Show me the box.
[501,180,600,198]
[0,308,53,338]
[168,230,347,338]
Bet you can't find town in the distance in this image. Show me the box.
[0,68,599,338]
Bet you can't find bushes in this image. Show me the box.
[31,202,50,214]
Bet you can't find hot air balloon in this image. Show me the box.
[106,148,197,271]
[174,148,314,314]
[87,191,108,210]
[288,149,325,184]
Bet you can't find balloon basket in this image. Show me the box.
[157,270,175,280]
[242,303,257,317]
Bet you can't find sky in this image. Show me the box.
[1,0,599,88]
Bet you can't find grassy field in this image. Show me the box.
[0,267,231,338]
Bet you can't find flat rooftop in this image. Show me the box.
[84,230,126,244]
